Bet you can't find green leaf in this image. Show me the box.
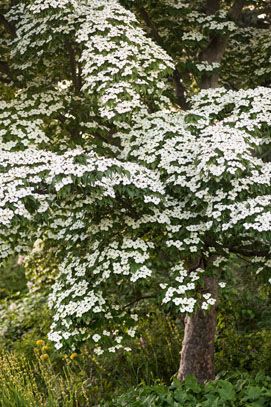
[217,380,236,401]
[183,375,202,394]
[245,386,264,401]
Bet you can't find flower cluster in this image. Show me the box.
[0,89,69,150]
[7,0,173,125]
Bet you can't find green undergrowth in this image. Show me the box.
[0,262,270,406]
[106,372,271,407]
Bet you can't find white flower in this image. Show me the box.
[94,347,104,355]
[201,302,209,310]
[127,328,136,338]
[92,334,101,343]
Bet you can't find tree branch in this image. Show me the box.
[0,75,11,84]
[229,0,246,21]
[199,0,246,88]
[173,69,190,109]
[65,40,81,95]
[205,0,221,15]
[229,246,270,258]
[137,6,162,45]
[123,294,156,310]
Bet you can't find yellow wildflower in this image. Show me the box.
[40,354,49,361]
[36,339,45,346]
[70,352,78,360]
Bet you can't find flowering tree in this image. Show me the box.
[0,0,270,382]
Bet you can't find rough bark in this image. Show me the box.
[199,36,227,89]
[177,275,218,383]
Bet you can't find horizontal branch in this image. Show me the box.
[229,246,270,258]
[123,294,157,310]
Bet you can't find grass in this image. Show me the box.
[0,351,92,407]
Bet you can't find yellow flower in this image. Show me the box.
[36,340,45,346]
[40,354,49,361]
[70,352,78,360]
[41,345,49,352]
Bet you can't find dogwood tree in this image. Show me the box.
[0,0,270,382]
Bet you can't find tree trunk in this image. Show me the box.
[176,0,246,384]
[177,276,218,383]
[199,35,227,89]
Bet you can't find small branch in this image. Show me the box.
[136,6,162,46]
[92,131,121,149]
[77,61,83,91]
[0,75,11,84]
[234,253,255,266]
[229,246,270,258]
[188,256,205,273]
[57,113,120,149]
[123,294,156,310]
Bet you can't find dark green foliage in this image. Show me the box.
[107,373,271,407]
[0,257,27,299]
[216,328,271,375]
[215,257,271,375]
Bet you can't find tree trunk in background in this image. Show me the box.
[177,276,218,383]
[198,0,245,89]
